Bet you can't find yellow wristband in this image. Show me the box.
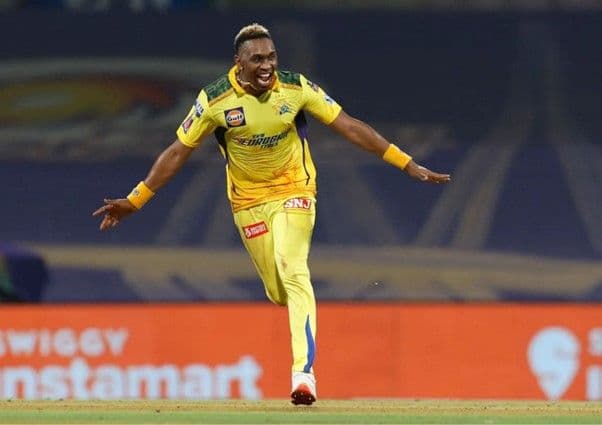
[126,181,155,209]
[383,144,412,170]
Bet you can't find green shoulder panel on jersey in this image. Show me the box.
[277,70,302,87]
[204,74,234,105]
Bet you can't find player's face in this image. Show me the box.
[235,37,278,93]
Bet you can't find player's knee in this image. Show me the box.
[278,261,309,284]
[282,270,312,292]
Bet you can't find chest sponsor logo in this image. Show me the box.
[284,198,312,210]
[242,221,268,239]
[225,107,246,127]
[232,129,290,149]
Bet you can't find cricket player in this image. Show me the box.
[93,23,451,405]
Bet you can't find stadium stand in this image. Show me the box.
[0,10,600,302]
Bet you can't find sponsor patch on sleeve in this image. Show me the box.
[242,221,268,239]
[180,99,204,134]
[181,114,194,133]
[194,100,204,117]
[307,80,320,92]
[284,198,312,210]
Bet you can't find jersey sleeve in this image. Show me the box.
[176,90,217,148]
[300,74,342,125]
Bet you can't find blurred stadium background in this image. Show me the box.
[0,0,601,403]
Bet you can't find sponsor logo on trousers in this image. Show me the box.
[284,198,312,210]
[243,222,268,239]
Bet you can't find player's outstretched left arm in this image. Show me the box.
[329,110,451,184]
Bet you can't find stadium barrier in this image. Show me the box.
[1,303,601,400]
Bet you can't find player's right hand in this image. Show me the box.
[404,161,451,184]
[92,198,138,230]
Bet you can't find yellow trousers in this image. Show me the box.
[233,196,316,373]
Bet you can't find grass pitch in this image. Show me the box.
[1,399,601,424]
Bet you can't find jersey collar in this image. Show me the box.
[228,65,281,95]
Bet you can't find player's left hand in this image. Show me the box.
[404,161,451,184]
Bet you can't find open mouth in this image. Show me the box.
[256,72,274,87]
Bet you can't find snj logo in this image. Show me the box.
[284,198,312,210]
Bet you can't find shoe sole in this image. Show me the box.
[290,384,316,405]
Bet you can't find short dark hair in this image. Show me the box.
[234,23,271,53]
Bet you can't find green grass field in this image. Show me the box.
[1,400,601,424]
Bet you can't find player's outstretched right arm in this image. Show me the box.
[92,140,194,231]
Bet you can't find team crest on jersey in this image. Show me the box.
[284,198,312,210]
[224,107,246,127]
[279,103,292,115]
[242,221,268,239]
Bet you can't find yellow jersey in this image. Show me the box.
[176,66,342,212]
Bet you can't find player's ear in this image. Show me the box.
[234,55,241,69]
